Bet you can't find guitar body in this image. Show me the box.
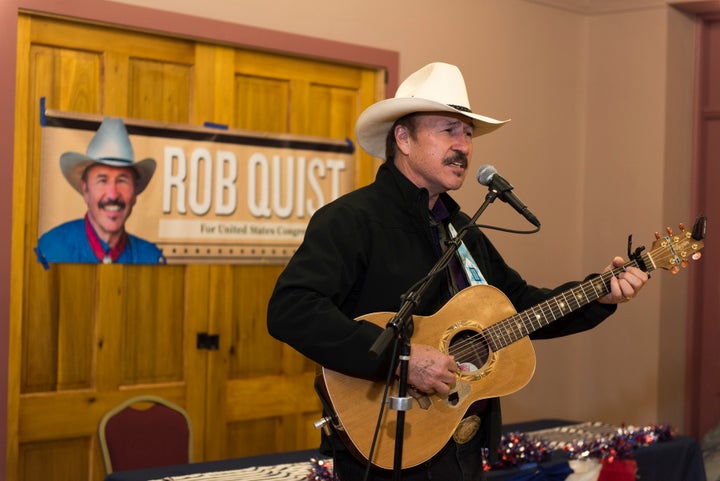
[319,284,537,469]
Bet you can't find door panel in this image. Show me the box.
[121,266,187,384]
[235,75,290,132]
[11,13,383,481]
[128,59,193,122]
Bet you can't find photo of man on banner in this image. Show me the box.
[35,117,166,265]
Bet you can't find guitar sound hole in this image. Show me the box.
[449,329,490,373]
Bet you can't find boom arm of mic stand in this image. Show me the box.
[365,190,499,478]
[368,292,419,359]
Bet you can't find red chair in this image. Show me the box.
[98,395,193,474]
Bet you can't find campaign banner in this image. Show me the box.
[36,110,355,265]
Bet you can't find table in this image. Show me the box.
[105,419,706,481]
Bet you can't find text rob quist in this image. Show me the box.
[161,147,349,219]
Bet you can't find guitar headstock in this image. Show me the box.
[648,215,706,274]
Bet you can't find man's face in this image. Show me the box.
[395,113,474,198]
[82,164,138,238]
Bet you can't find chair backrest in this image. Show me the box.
[98,395,193,474]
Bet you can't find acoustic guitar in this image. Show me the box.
[318,218,706,469]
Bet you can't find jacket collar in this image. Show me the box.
[378,160,462,219]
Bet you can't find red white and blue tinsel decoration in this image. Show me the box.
[482,423,675,471]
[307,458,338,481]
[483,431,553,471]
[562,424,675,464]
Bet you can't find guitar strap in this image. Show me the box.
[448,223,487,286]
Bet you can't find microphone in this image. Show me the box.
[476,165,541,227]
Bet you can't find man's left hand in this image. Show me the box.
[598,256,649,304]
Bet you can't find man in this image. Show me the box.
[267,62,647,481]
[36,117,165,265]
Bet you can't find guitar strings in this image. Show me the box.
[445,260,645,365]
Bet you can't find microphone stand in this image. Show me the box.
[368,189,500,481]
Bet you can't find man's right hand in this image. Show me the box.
[401,343,458,395]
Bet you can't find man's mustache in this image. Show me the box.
[98,198,127,210]
[444,152,468,168]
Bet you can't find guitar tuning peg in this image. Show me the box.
[671,266,680,274]
[679,223,686,231]
[666,227,673,235]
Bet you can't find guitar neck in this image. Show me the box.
[486,252,655,352]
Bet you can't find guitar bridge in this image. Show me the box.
[444,379,471,408]
[406,387,431,410]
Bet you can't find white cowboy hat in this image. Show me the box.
[355,62,510,159]
[60,117,156,195]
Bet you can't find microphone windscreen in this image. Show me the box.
[476,165,497,186]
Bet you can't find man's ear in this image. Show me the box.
[81,182,90,204]
[394,123,411,156]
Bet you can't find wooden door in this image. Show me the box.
[10,13,382,481]
[197,49,381,461]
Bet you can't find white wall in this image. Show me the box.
[109,0,698,430]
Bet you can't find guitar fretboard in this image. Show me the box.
[485,253,655,352]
